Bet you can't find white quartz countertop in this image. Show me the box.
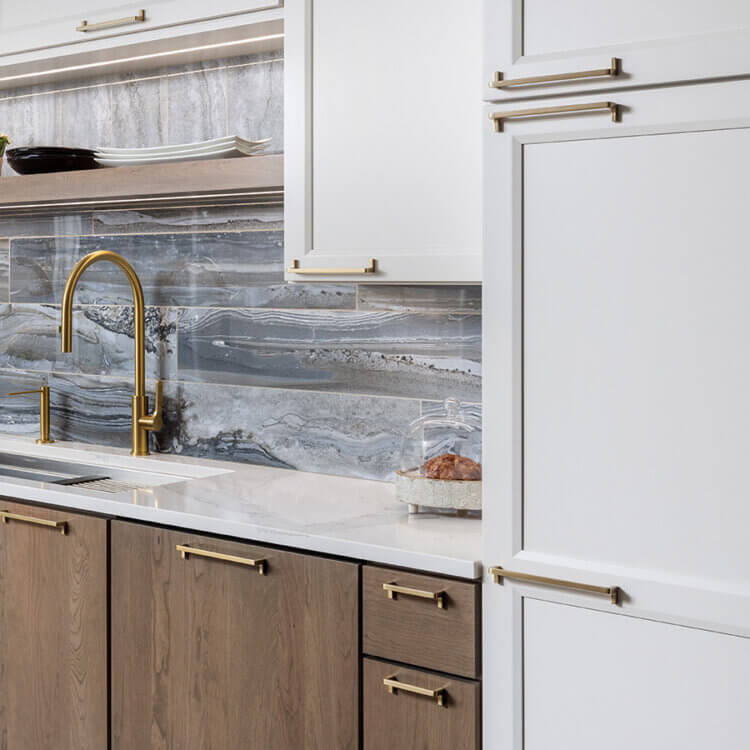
[0,437,481,578]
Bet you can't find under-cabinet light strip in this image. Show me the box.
[0,189,284,211]
[0,32,284,86]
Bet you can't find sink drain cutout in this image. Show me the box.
[64,477,150,494]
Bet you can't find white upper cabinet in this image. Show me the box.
[285,0,482,283]
[484,0,750,100]
[0,0,281,60]
[482,79,750,748]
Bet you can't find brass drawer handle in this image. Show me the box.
[489,567,619,604]
[176,544,266,575]
[490,101,619,132]
[384,676,446,707]
[287,258,377,275]
[490,58,619,89]
[383,582,445,609]
[1,510,67,535]
[77,9,145,32]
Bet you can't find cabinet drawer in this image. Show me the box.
[362,565,480,679]
[363,658,480,750]
[484,0,750,103]
[0,0,282,61]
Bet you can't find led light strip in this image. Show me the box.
[0,189,284,212]
[0,32,284,86]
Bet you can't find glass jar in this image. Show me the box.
[395,398,482,514]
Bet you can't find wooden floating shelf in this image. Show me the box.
[0,154,283,211]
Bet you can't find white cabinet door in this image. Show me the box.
[488,594,750,750]
[483,80,750,748]
[285,0,482,283]
[0,0,280,58]
[484,0,750,101]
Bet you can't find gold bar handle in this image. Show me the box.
[384,676,446,707]
[287,258,377,275]
[491,101,618,132]
[490,58,619,89]
[383,582,446,609]
[1,511,67,535]
[489,567,619,604]
[77,9,146,33]
[176,544,266,575]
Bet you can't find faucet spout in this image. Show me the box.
[60,250,162,456]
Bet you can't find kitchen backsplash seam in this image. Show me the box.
[0,365,454,403]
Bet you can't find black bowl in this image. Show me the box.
[6,147,99,175]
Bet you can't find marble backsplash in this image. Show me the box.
[0,55,481,482]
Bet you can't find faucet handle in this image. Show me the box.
[152,380,163,422]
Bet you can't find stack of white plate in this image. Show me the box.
[95,135,271,167]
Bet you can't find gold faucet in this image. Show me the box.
[60,250,163,456]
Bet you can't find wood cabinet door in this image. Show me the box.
[284,0,482,283]
[363,658,480,750]
[111,520,359,750]
[484,0,750,102]
[482,80,750,748]
[0,499,108,750]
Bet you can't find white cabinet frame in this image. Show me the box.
[482,81,750,748]
[284,0,482,283]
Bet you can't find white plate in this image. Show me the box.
[95,135,270,156]
[95,144,267,167]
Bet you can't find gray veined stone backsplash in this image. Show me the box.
[0,54,481,482]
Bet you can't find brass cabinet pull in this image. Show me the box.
[77,9,146,32]
[0,510,67,535]
[489,567,619,604]
[490,58,619,89]
[176,544,266,575]
[383,581,446,609]
[287,258,377,275]
[490,100,619,132]
[384,676,446,707]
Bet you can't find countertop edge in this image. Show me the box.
[0,480,483,580]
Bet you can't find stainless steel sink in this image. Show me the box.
[0,447,229,494]
[0,451,110,485]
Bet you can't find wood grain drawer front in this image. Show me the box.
[363,565,480,678]
[364,658,480,750]
[0,499,109,750]
[111,521,360,750]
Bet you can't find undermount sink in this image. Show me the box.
[0,450,219,494]
[0,452,112,484]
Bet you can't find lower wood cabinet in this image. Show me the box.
[363,658,481,750]
[110,520,360,749]
[0,500,108,750]
[0,501,477,749]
